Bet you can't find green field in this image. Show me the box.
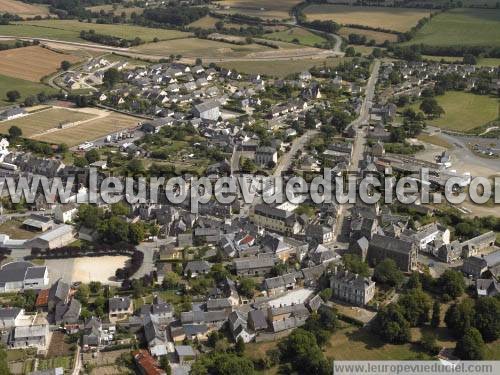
[217,57,346,77]
[404,8,500,47]
[263,27,327,47]
[410,91,499,132]
[0,74,57,105]
[0,20,191,43]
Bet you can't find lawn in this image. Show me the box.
[0,74,57,105]
[403,8,500,47]
[339,26,398,44]
[0,219,37,239]
[263,27,327,47]
[0,107,97,138]
[410,91,499,132]
[214,0,301,20]
[303,4,431,32]
[0,20,191,43]
[217,57,346,77]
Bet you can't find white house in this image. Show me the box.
[54,204,78,224]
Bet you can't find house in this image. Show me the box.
[78,227,99,242]
[184,260,212,277]
[255,146,277,166]
[248,309,268,332]
[54,204,77,224]
[461,231,496,258]
[23,214,54,232]
[437,241,463,263]
[54,298,81,325]
[108,297,133,321]
[299,71,312,80]
[0,307,24,329]
[367,234,418,272]
[48,279,70,312]
[193,101,220,121]
[250,204,300,236]
[0,261,49,293]
[82,317,106,350]
[228,311,254,343]
[462,256,487,278]
[133,349,166,375]
[330,267,375,306]
[233,256,276,276]
[10,323,49,349]
[143,312,167,357]
[175,345,196,365]
[263,273,297,296]
[267,303,310,333]
[23,266,49,290]
[28,225,76,250]
[475,278,500,297]
[306,224,334,244]
[141,118,174,134]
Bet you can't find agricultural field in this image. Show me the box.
[339,26,398,44]
[214,0,301,20]
[0,20,191,43]
[35,112,140,146]
[0,45,80,82]
[0,74,57,105]
[410,91,499,132]
[0,107,98,137]
[404,8,500,47]
[303,4,431,32]
[217,56,346,77]
[188,15,222,29]
[263,27,327,47]
[85,4,145,17]
[0,0,49,18]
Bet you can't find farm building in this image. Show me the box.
[193,101,220,121]
[28,224,76,250]
[22,214,54,232]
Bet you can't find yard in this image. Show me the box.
[0,219,37,240]
[303,4,431,32]
[0,45,80,82]
[0,107,98,138]
[409,91,499,132]
[403,8,500,47]
[0,74,57,105]
[38,356,74,371]
[263,27,327,47]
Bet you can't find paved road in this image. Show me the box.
[273,130,318,177]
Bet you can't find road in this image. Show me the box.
[273,130,318,177]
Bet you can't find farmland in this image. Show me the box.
[0,45,80,82]
[403,8,500,47]
[303,4,431,32]
[0,107,98,137]
[217,57,345,77]
[0,74,57,104]
[0,0,49,17]
[263,27,327,47]
[85,4,145,17]
[410,91,499,132]
[35,112,140,146]
[339,26,398,44]
[213,0,301,20]
[0,20,191,43]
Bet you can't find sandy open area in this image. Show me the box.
[46,256,129,285]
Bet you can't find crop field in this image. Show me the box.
[339,26,398,44]
[403,8,500,47]
[0,74,57,104]
[0,20,191,43]
[0,45,80,82]
[85,4,144,17]
[410,91,499,132]
[214,0,301,20]
[0,0,49,17]
[0,107,98,137]
[263,27,327,47]
[188,15,221,29]
[303,4,431,32]
[35,112,140,146]
[217,56,346,77]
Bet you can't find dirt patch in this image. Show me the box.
[46,331,74,358]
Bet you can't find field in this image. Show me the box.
[217,57,345,77]
[0,0,49,17]
[188,15,221,29]
[0,107,98,138]
[0,74,57,104]
[0,20,191,43]
[410,91,499,132]
[0,45,80,82]
[404,8,500,47]
[35,112,140,146]
[303,4,431,32]
[85,4,144,17]
[214,0,301,20]
[339,26,398,44]
[0,219,36,239]
[417,133,452,149]
[263,27,327,47]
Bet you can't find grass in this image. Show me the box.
[0,219,37,239]
[409,91,499,132]
[0,20,191,43]
[0,74,57,105]
[303,4,431,32]
[0,0,49,17]
[417,133,452,149]
[403,8,500,47]
[263,27,327,47]
[339,26,398,44]
[217,56,346,77]
[188,15,221,29]
[0,107,97,138]
[38,356,73,371]
[85,4,144,17]
[213,0,302,20]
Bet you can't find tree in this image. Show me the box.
[398,288,432,326]
[420,97,444,118]
[129,222,146,244]
[8,125,22,140]
[431,301,441,328]
[319,288,332,302]
[445,299,474,338]
[61,60,71,71]
[160,355,172,375]
[0,344,9,375]
[103,68,121,88]
[463,54,477,65]
[191,352,254,375]
[235,337,245,355]
[75,284,90,306]
[162,271,181,289]
[437,270,465,299]
[238,278,256,298]
[474,297,500,342]
[85,148,100,164]
[343,254,370,277]
[373,259,404,287]
[372,303,411,344]
[420,331,439,355]
[455,327,485,360]
[6,90,20,102]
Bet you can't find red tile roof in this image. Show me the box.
[35,289,49,307]
[133,350,166,375]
